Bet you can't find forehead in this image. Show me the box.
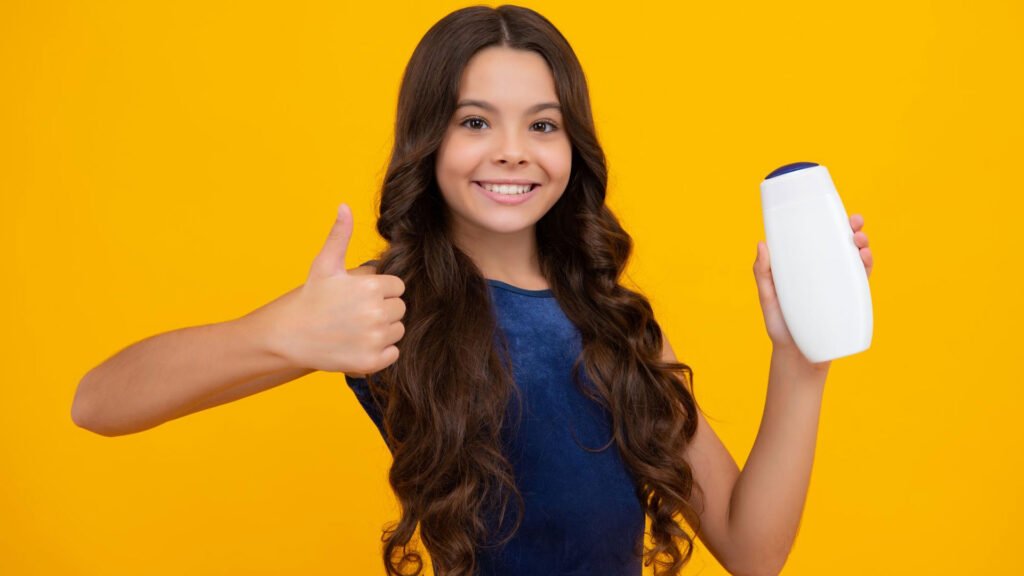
[458,46,559,108]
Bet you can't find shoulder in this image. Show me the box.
[660,326,681,368]
[660,329,677,363]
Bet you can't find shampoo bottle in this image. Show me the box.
[760,162,873,362]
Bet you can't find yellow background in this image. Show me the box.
[3,0,1021,574]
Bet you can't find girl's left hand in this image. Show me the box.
[753,213,874,358]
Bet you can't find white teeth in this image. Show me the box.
[480,182,534,195]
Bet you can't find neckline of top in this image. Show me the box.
[486,278,554,298]
[359,261,553,298]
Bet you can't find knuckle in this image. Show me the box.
[359,306,379,324]
[363,277,382,294]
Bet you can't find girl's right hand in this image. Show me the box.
[269,203,406,374]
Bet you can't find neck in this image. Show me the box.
[449,220,546,288]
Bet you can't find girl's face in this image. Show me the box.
[435,46,572,241]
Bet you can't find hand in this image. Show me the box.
[753,213,873,361]
[269,204,406,374]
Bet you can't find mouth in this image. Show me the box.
[473,181,540,194]
[472,181,540,205]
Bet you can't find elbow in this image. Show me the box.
[721,523,796,576]
[71,376,96,430]
[71,373,125,437]
[727,565,782,576]
[70,399,89,431]
[726,552,788,576]
[72,403,130,437]
[732,567,783,576]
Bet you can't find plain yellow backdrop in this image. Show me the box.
[3,0,1021,574]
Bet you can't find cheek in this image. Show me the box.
[439,137,485,176]
[540,141,573,182]
[436,141,484,206]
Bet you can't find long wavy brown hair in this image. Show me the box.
[362,5,705,575]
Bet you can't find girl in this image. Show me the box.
[341,5,873,575]
[72,4,874,576]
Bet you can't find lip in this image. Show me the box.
[474,179,541,185]
[472,181,539,205]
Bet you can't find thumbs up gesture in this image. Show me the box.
[271,204,406,374]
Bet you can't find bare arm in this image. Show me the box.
[666,332,828,576]
[71,286,306,437]
[723,346,827,576]
[72,264,380,437]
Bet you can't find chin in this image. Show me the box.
[471,213,542,235]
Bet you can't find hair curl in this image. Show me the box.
[363,5,706,575]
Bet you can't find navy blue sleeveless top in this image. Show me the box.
[345,271,645,575]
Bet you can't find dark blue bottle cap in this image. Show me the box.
[765,162,819,180]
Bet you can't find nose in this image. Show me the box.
[492,130,529,166]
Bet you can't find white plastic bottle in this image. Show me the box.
[760,162,873,362]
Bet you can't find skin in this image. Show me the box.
[674,215,873,576]
[434,46,572,290]
[436,44,878,576]
[755,214,873,355]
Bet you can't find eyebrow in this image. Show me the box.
[455,99,561,114]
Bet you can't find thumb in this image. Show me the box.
[308,203,353,280]
[754,241,771,272]
[753,241,775,299]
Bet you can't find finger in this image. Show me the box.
[309,203,354,280]
[384,320,406,345]
[377,344,400,368]
[376,275,406,299]
[861,247,874,277]
[382,296,407,323]
[850,213,865,231]
[753,242,776,300]
[854,230,869,248]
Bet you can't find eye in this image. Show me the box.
[532,121,559,133]
[460,117,488,130]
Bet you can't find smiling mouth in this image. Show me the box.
[473,181,540,195]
